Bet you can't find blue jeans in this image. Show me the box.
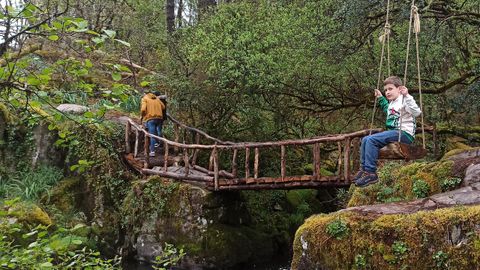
[360,130,412,173]
[146,119,163,152]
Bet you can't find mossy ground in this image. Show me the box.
[348,160,458,207]
[292,205,480,270]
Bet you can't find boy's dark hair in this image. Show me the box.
[383,76,403,87]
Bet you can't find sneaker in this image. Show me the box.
[355,172,378,187]
[353,170,365,181]
[154,143,160,148]
[149,151,155,157]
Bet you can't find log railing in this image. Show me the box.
[124,117,391,191]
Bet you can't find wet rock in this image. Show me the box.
[124,179,275,269]
[56,104,89,114]
[446,147,480,161]
[32,121,66,167]
[463,163,480,186]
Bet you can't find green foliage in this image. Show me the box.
[391,241,408,264]
[354,254,367,269]
[70,159,96,173]
[335,188,351,208]
[0,200,120,269]
[412,179,430,199]
[152,242,186,270]
[0,165,63,201]
[119,94,141,113]
[441,177,462,192]
[433,250,449,269]
[325,218,349,240]
[121,178,179,233]
[376,186,396,203]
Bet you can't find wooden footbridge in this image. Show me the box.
[124,115,433,191]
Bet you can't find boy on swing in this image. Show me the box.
[355,76,422,187]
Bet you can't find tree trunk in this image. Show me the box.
[176,0,183,28]
[166,0,175,33]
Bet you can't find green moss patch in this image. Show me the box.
[348,160,456,207]
[2,199,52,226]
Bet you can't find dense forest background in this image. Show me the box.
[0,0,478,146]
[0,0,479,268]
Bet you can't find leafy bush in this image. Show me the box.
[391,241,408,264]
[325,219,349,240]
[119,94,141,113]
[152,242,186,270]
[441,177,462,192]
[354,254,367,269]
[433,250,449,268]
[0,199,120,269]
[412,179,430,199]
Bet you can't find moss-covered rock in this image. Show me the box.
[348,159,458,207]
[42,177,85,213]
[292,205,480,270]
[122,177,315,268]
[3,200,52,226]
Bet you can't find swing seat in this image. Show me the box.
[378,142,427,161]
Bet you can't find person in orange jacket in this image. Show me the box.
[140,90,165,157]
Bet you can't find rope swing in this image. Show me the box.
[370,0,427,160]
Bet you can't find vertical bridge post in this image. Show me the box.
[164,142,169,172]
[313,143,321,179]
[231,149,238,178]
[281,145,286,181]
[144,132,149,169]
[254,148,259,179]
[125,121,131,154]
[213,144,219,191]
[245,147,250,179]
[343,138,351,181]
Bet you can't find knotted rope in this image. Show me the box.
[369,0,391,135]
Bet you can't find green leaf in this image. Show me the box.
[102,29,116,38]
[72,239,83,245]
[83,111,95,118]
[72,20,88,30]
[140,81,151,87]
[27,76,41,86]
[29,100,41,108]
[86,30,100,36]
[92,37,105,45]
[52,21,63,29]
[40,262,53,268]
[114,39,130,47]
[84,59,93,68]
[72,223,86,231]
[48,35,59,41]
[111,72,122,81]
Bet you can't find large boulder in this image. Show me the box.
[464,163,480,187]
[292,204,480,270]
[292,149,480,270]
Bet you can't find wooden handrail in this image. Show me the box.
[128,119,383,150]
[125,116,435,190]
[167,114,235,145]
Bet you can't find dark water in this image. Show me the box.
[122,260,291,270]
